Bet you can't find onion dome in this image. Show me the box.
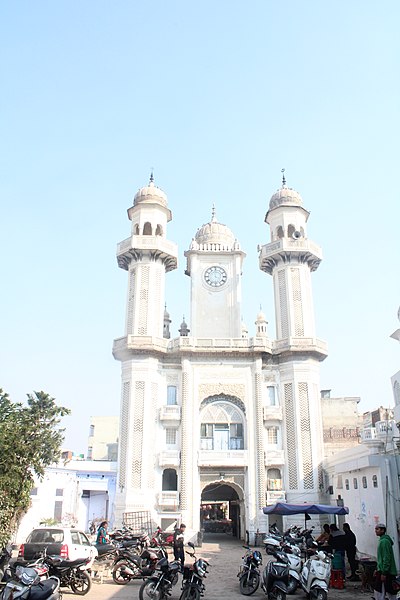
[133,172,168,208]
[194,206,236,247]
[179,316,190,337]
[255,309,267,324]
[269,186,303,211]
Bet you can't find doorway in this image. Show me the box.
[201,482,242,539]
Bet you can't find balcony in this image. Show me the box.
[263,406,283,421]
[264,449,285,466]
[158,451,180,467]
[360,428,384,449]
[198,450,248,467]
[159,405,181,425]
[157,491,179,510]
[375,420,397,439]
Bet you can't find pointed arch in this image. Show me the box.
[143,222,152,235]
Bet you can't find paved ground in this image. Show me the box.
[74,534,374,600]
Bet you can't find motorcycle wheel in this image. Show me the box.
[265,545,276,555]
[239,571,260,595]
[139,578,163,600]
[312,590,327,600]
[112,560,140,584]
[70,571,92,595]
[286,575,298,595]
[272,587,286,600]
[179,587,200,600]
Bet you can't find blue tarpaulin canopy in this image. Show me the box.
[263,502,349,516]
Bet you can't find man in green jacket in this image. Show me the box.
[374,523,398,600]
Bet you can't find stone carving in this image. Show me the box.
[198,384,245,402]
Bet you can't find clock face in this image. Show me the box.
[204,266,227,288]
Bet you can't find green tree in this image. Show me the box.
[0,389,70,548]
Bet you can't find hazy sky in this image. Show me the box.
[1,1,399,452]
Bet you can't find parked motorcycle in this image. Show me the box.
[299,548,331,600]
[237,545,262,595]
[0,565,61,600]
[261,550,289,600]
[36,555,92,595]
[180,542,210,600]
[139,555,181,600]
[281,542,302,594]
[112,544,167,584]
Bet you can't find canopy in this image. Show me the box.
[263,502,349,517]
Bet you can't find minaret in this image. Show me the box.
[184,207,245,338]
[116,174,178,339]
[113,176,178,520]
[259,173,327,503]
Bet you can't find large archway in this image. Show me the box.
[201,481,243,539]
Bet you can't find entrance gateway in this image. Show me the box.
[200,480,244,539]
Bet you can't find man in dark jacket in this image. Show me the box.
[329,523,347,578]
[173,523,186,570]
[374,523,397,600]
[343,522,359,580]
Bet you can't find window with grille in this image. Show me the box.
[362,476,367,488]
[165,428,176,445]
[353,478,358,489]
[266,426,278,445]
[30,487,38,496]
[372,474,378,488]
[345,479,349,490]
[167,386,177,405]
[337,475,343,489]
[55,489,63,497]
[200,401,244,450]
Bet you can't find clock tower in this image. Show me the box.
[184,209,245,338]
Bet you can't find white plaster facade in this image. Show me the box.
[113,176,327,541]
[15,460,117,544]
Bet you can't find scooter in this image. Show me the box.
[281,543,302,595]
[261,550,289,600]
[299,547,331,600]
[1,565,61,600]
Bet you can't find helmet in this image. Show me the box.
[253,550,262,565]
[195,558,208,577]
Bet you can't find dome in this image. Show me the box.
[256,309,267,323]
[134,176,168,208]
[194,208,236,247]
[269,186,303,211]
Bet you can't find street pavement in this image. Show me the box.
[78,534,372,600]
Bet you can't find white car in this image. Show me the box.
[18,527,98,564]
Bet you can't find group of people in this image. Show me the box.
[316,522,358,581]
[316,521,398,600]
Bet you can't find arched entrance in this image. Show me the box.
[201,482,243,539]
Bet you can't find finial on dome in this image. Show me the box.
[281,168,286,187]
[211,203,217,222]
[149,169,154,184]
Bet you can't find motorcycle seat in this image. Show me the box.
[28,578,59,600]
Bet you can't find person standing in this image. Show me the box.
[96,520,109,544]
[173,523,186,570]
[329,523,347,579]
[343,523,359,581]
[374,523,397,600]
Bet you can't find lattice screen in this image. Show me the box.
[180,371,189,510]
[138,266,149,335]
[127,269,135,334]
[291,268,304,336]
[147,382,158,489]
[298,382,314,489]
[119,382,130,489]
[284,383,298,489]
[278,270,289,338]
[131,381,145,488]
[255,372,265,509]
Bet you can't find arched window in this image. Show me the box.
[267,468,282,490]
[162,469,177,491]
[134,224,140,235]
[276,226,284,239]
[155,224,163,236]
[288,224,295,238]
[200,401,244,450]
[143,222,152,235]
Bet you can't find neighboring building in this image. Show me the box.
[324,415,400,566]
[87,416,119,461]
[391,306,400,426]
[15,459,117,544]
[112,174,328,541]
[320,390,362,457]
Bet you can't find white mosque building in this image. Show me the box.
[112,174,328,540]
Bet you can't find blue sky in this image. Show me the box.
[1,1,399,452]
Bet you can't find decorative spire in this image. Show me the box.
[211,203,217,222]
[281,168,286,187]
[149,169,154,184]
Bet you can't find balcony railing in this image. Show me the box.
[198,450,247,467]
[158,491,179,510]
[264,449,285,466]
[158,451,180,467]
[159,405,181,423]
[263,406,283,421]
